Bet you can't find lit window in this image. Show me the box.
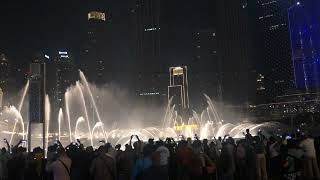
[88,11,106,21]
[144,27,160,31]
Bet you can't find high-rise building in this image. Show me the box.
[189,29,222,110]
[215,0,256,105]
[0,53,9,95]
[168,66,189,112]
[130,0,161,65]
[288,0,320,91]
[81,5,111,85]
[129,0,166,106]
[53,51,76,108]
[251,0,295,102]
[28,56,46,151]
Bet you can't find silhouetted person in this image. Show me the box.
[46,147,72,180]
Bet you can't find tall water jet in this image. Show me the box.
[9,81,29,145]
[75,117,85,139]
[204,94,222,124]
[45,95,51,156]
[79,71,103,125]
[57,108,63,141]
[162,97,173,128]
[92,122,105,140]
[64,91,72,142]
[18,80,29,112]
[8,106,24,145]
[76,81,93,146]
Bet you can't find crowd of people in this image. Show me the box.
[0,130,320,180]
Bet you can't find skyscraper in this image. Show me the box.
[251,0,295,102]
[53,51,76,108]
[130,0,161,65]
[189,29,222,110]
[215,0,256,105]
[81,4,111,85]
[28,56,46,151]
[288,0,320,91]
[168,66,189,112]
[0,53,9,95]
[130,0,166,106]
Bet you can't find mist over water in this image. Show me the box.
[0,71,288,148]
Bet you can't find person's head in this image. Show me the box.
[187,137,192,143]
[218,137,222,141]
[104,143,112,152]
[86,146,94,153]
[1,147,6,154]
[166,138,172,144]
[125,144,132,151]
[246,129,250,134]
[148,138,154,145]
[192,140,203,154]
[33,147,43,154]
[301,134,308,140]
[115,144,121,151]
[97,146,106,154]
[17,146,26,154]
[209,141,216,148]
[79,144,84,150]
[237,139,245,146]
[228,137,235,145]
[57,147,66,157]
[203,139,208,145]
[133,141,140,150]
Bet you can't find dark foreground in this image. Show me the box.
[0,131,320,180]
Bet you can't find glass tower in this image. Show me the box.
[288,0,320,91]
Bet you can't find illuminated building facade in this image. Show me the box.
[252,0,295,102]
[81,6,111,85]
[250,92,320,124]
[288,0,320,91]
[0,53,9,95]
[168,66,189,111]
[28,56,46,151]
[53,51,76,108]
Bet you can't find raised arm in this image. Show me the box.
[3,139,10,152]
[129,135,134,146]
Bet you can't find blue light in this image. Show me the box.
[288,0,320,90]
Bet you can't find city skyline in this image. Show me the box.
[2,0,320,152]
[1,0,320,111]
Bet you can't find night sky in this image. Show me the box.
[1,0,86,61]
[0,0,212,61]
[0,0,214,65]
